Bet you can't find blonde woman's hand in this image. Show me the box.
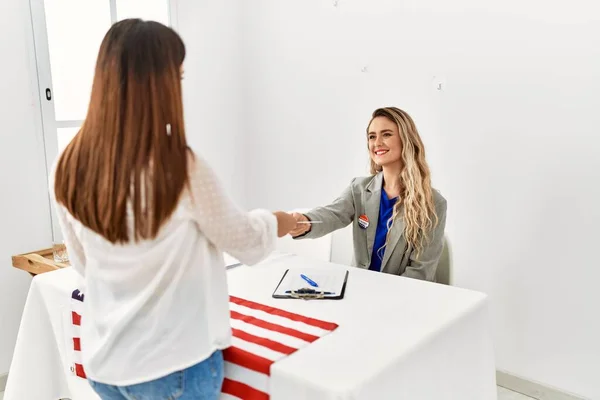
[289,212,311,237]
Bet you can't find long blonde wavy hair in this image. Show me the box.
[369,107,438,258]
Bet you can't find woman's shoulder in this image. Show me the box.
[185,150,211,179]
[351,175,374,186]
[431,188,447,208]
[349,174,381,190]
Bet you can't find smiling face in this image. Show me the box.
[367,116,402,170]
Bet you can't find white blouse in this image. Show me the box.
[50,153,277,385]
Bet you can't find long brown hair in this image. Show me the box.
[54,19,189,244]
[368,107,438,257]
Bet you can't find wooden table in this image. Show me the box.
[12,248,69,276]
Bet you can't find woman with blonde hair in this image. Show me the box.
[51,19,296,399]
[291,107,446,281]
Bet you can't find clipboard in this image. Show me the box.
[272,269,349,300]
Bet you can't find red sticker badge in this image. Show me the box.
[358,214,369,229]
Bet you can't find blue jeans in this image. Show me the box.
[89,350,224,400]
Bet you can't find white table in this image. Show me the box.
[6,253,497,399]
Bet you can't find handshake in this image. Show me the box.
[273,212,313,238]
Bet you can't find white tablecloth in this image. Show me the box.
[5,253,497,399]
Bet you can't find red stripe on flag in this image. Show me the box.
[221,377,269,400]
[230,310,319,343]
[223,346,273,376]
[72,311,81,326]
[232,328,297,355]
[230,296,338,331]
[73,338,81,351]
[75,363,87,379]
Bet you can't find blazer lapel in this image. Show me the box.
[381,204,405,271]
[364,173,383,262]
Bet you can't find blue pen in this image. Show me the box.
[300,274,319,287]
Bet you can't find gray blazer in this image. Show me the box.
[296,173,447,281]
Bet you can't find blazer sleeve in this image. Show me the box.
[293,179,357,239]
[402,195,447,281]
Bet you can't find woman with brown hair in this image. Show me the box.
[51,19,295,399]
[290,107,447,281]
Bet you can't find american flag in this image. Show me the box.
[71,290,338,399]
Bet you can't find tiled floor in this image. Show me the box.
[0,387,534,400]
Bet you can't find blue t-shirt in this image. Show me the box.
[369,190,398,272]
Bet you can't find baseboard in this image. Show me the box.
[496,371,588,400]
[0,373,7,393]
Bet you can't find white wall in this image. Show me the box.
[176,0,246,204]
[0,1,54,375]
[241,0,600,398]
